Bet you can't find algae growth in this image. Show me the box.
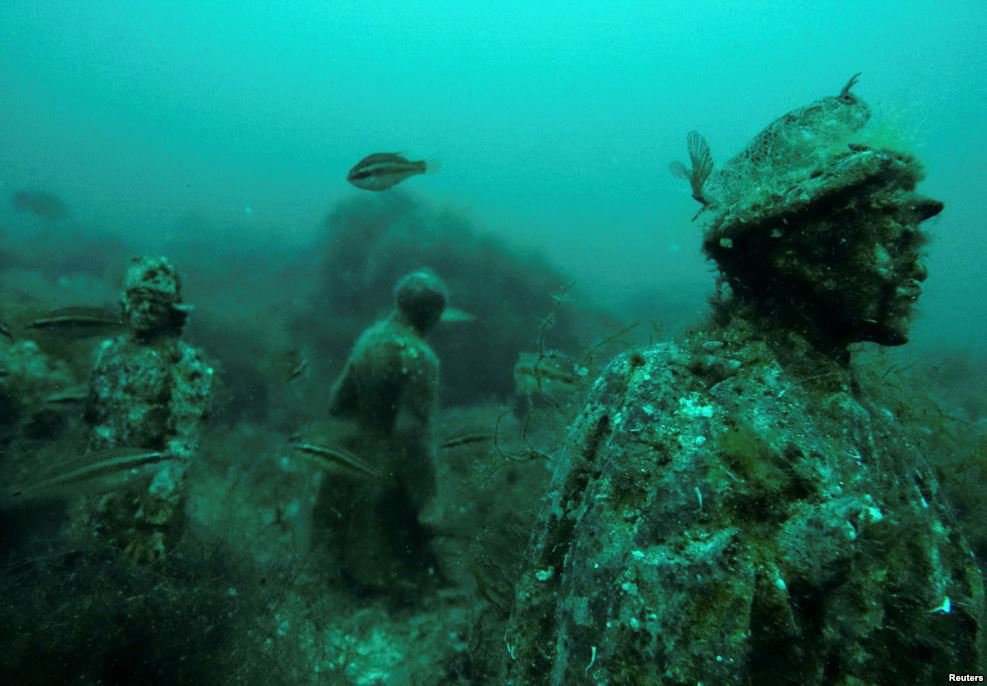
[0,61,984,686]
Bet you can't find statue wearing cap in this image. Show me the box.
[84,256,213,563]
[504,83,983,684]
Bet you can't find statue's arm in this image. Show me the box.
[167,345,213,462]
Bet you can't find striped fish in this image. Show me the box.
[290,441,383,479]
[45,385,90,406]
[439,432,493,450]
[26,306,124,337]
[347,153,428,191]
[8,447,173,502]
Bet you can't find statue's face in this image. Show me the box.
[122,287,177,334]
[120,257,184,336]
[706,188,941,352]
[704,146,942,354]
[860,243,927,345]
[838,197,940,346]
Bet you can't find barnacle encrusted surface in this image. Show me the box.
[504,324,983,685]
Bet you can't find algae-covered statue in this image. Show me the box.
[504,78,983,684]
[319,269,445,594]
[84,256,212,562]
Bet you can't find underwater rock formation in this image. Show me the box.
[503,85,982,685]
[0,339,77,443]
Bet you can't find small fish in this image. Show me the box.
[347,153,429,191]
[45,385,90,406]
[11,190,68,220]
[284,349,309,382]
[514,351,584,391]
[439,307,476,324]
[290,441,383,479]
[8,447,173,502]
[26,307,124,337]
[0,320,13,340]
[440,432,493,450]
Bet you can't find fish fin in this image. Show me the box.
[669,161,690,179]
[439,307,475,323]
[686,132,713,181]
[839,72,862,99]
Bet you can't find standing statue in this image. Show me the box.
[84,256,212,563]
[320,269,446,595]
[504,79,983,685]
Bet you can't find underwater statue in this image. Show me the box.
[504,80,983,684]
[319,269,446,594]
[83,256,212,563]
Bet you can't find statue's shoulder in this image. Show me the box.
[587,342,692,408]
[173,341,214,395]
[354,318,436,371]
[92,335,131,369]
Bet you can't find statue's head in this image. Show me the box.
[121,256,190,336]
[393,269,448,333]
[703,148,942,355]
